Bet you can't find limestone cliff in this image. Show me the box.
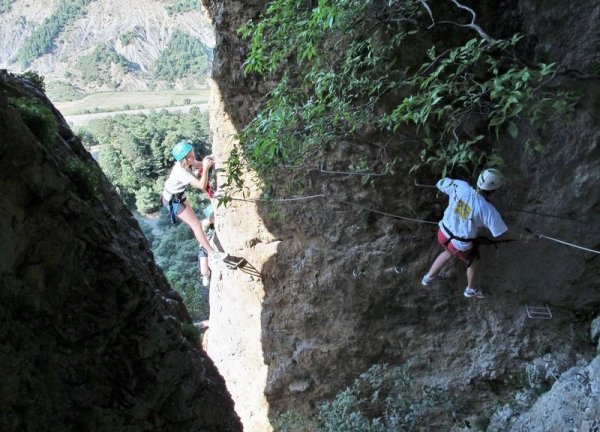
[0,70,241,431]
[203,0,599,430]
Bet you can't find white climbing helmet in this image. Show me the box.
[477,168,504,191]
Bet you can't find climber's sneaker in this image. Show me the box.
[201,271,211,288]
[463,287,485,298]
[421,274,436,286]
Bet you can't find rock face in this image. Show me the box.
[490,356,600,431]
[202,0,600,430]
[0,70,241,431]
[200,2,274,430]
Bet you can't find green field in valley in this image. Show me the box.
[53,89,211,115]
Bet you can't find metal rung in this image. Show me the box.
[526,305,553,319]
[224,257,246,270]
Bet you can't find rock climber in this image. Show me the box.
[198,205,215,287]
[162,140,225,262]
[421,168,525,298]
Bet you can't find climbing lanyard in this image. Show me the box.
[168,192,185,224]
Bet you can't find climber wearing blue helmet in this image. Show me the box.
[162,141,224,260]
[172,140,193,161]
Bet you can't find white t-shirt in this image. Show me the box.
[437,178,508,250]
[162,162,197,201]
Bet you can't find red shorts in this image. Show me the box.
[437,228,476,264]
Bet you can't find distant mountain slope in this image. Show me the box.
[0,0,214,93]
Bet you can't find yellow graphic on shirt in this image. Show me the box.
[454,199,472,220]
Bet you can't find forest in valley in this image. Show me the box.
[76,108,214,321]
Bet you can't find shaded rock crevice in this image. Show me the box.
[0,70,241,431]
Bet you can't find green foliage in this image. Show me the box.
[181,322,200,344]
[0,0,14,14]
[273,410,318,432]
[119,30,134,46]
[152,30,212,82]
[64,158,103,200]
[380,36,576,176]
[230,0,576,192]
[317,363,464,431]
[135,185,159,214]
[506,365,553,397]
[152,218,209,321]
[79,108,211,212]
[165,0,201,16]
[76,44,137,85]
[16,0,96,67]
[20,70,46,91]
[136,214,209,324]
[45,80,85,102]
[74,129,98,149]
[119,27,141,46]
[8,96,58,146]
[348,158,382,187]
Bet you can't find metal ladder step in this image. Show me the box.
[526,304,553,319]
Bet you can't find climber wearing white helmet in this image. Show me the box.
[162,141,224,261]
[421,168,512,298]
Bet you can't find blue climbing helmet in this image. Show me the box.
[172,140,193,161]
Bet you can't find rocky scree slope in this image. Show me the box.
[0,0,214,92]
[203,0,600,430]
[0,70,241,432]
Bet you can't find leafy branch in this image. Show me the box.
[226,0,576,194]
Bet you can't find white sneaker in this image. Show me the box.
[201,272,210,287]
[421,274,436,286]
[464,287,485,298]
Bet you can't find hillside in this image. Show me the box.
[0,0,214,94]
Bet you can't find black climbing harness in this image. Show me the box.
[441,222,479,266]
[168,192,186,224]
[441,223,516,250]
[441,222,476,246]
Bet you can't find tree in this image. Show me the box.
[152,31,212,82]
[135,185,159,214]
[80,109,212,214]
[152,218,208,321]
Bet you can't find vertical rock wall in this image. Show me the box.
[0,71,241,431]
[204,77,276,432]
[200,1,274,430]
[203,0,599,430]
